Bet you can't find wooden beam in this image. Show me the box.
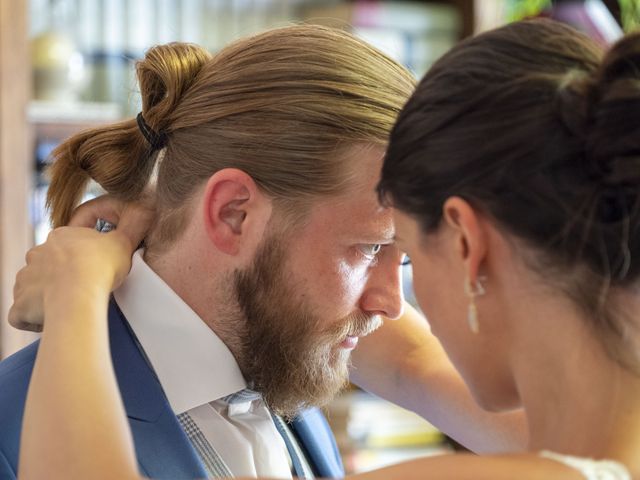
[440,0,475,38]
[0,0,37,358]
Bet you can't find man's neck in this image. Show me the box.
[143,245,247,368]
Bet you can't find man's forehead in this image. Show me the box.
[345,205,395,243]
[304,191,395,241]
[368,209,395,242]
[342,144,386,190]
[287,143,392,240]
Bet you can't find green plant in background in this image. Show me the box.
[620,0,640,32]
[506,0,551,21]
[507,0,640,32]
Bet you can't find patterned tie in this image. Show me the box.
[178,389,314,479]
[177,389,264,478]
[177,389,266,478]
[177,412,234,478]
[224,389,314,478]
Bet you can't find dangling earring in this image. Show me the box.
[464,276,486,334]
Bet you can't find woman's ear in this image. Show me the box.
[442,196,487,283]
[202,168,271,256]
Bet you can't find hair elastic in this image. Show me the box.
[136,112,168,151]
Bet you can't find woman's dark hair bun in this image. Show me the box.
[585,32,640,191]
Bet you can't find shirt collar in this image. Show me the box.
[113,250,247,414]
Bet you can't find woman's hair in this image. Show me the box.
[379,19,640,371]
[47,25,416,250]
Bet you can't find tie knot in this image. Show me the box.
[221,388,262,405]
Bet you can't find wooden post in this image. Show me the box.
[0,0,37,358]
[474,0,507,34]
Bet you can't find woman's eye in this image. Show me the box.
[401,254,411,266]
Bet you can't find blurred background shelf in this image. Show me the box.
[29,100,123,140]
[325,389,452,473]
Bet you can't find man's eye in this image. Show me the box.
[360,244,382,258]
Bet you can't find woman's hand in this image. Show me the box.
[8,195,154,332]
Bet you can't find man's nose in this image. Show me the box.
[358,253,404,320]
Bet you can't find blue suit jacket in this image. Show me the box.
[0,301,344,479]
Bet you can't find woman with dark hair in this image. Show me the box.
[10,18,640,479]
[376,16,640,478]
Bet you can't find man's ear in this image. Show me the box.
[442,196,487,283]
[202,168,270,256]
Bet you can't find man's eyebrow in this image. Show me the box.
[357,230,395,244]
[375,225,396,242]
[378,231,396,244]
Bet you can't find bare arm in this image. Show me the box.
[351,453,581,480]
[19,268,141,480]
[350,303,528,453]
[12,197,152,480]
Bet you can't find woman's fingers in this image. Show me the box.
[9,195,155,333]
[68,195,127,228]
[8,303,44,332]
[114,200,155,252]
[9,263,45,332]
[67,194,155,252]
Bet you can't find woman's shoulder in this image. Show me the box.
[539,450,631,480]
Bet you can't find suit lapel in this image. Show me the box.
[108,300,208,479]
[288,408,345,479]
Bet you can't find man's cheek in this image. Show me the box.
[334,261,369,306]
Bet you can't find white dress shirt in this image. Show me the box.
[113,251,293,479]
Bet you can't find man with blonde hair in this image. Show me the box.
[0,25,523,480]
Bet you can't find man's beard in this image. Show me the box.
[232,235,382,419]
